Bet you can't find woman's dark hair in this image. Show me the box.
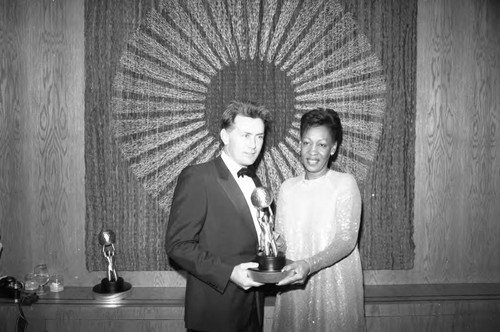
[220,100,272,132]
[300,108,343,163]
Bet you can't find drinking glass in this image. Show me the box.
[33,264,50,295]
[24,273,39,292]
[49,274,64,292]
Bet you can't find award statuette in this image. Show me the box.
[248,187,292,283]
[92,230,132,301]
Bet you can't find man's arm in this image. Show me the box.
[165,166,262,292]
[165,166,233,293]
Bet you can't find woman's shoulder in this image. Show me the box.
[329,169,355,180]
[328,170,358,189]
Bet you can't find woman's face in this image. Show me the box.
[300,125,337,180]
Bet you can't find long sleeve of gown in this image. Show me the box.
[274,186,287,241]
[303,178,361,275]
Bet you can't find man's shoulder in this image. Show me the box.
[180,158,219,177]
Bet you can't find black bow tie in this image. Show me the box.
[237,166,256,178]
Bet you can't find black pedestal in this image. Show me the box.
[92,277,132,302]
[249,252,293,283]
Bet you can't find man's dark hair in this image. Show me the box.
[220,100,272,132]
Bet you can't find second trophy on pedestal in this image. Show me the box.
[92,230,132,301]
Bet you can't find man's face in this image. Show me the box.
[221,115,265,167]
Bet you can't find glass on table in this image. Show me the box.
[24,273,39,292]
[49,274,64,292]
[33,263,50,295]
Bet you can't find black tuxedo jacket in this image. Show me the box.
[165,156,263,332]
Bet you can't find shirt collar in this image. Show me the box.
[221,151,243,179]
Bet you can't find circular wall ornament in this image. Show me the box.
[111,0,386,211]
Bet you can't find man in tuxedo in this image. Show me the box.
[165,101,272,332]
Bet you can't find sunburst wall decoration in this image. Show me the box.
[111,0,385,209]
[85,0,416,271]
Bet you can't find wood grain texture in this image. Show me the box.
[367,315,500,332]
[0,0,97,285]
[2,284,500,332]
[28,0,72,275]
[0,0,499,287]
[0,0,33,275]
[364,0,500,284]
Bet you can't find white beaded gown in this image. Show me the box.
[272,170,365,332]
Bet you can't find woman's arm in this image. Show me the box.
[278,176,361,285]
[304,180,361,274]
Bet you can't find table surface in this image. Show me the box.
[1,283,500,307]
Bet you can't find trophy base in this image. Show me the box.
[92,277,132,302]
[248,268,293,284]
[255,251,287,271]
[249,253,293,283]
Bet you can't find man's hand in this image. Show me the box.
[276,260,310,286]
[230,262,264,290]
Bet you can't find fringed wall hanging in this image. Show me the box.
[85,0,416,271]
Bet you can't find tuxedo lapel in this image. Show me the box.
[214,157,258,239]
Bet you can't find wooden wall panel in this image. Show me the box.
[367,315,500,332]
[0,0,33,275]
[364,0,500,285]
[26,0,78,277]
[47,320,186,332]
[0,0,499,287]
[0,0,95,285]
[2,284,500,332]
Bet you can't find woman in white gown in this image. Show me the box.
[272,108,365,332]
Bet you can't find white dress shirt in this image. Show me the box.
[220,151,262,240]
